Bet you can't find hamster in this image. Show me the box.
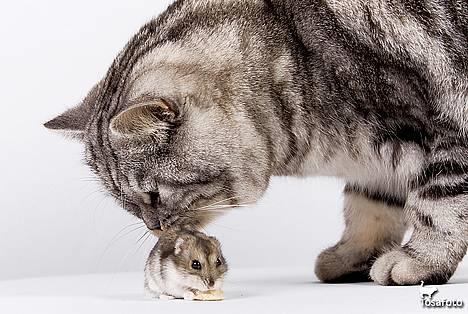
[144,228,228,300]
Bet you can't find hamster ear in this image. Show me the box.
[110,99,179,138]
[174,238,185,255]
[44,83,99,140]
[209,237,221,248]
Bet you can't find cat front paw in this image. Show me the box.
[370,250,450,285]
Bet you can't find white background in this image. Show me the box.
[0,0,465,283]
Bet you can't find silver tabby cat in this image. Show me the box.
[45,0,468,286]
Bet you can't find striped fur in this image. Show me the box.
[45,0,468,286]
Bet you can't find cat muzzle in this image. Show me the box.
[141,204,162,231]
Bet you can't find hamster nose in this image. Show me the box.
[208,279,215,288]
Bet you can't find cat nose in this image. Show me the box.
[148,191,160,208]
[144,218,162,231]
[141,206,162,231]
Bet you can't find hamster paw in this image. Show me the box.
[144,289,159,299]
[159,294,175,300]
[370,249,449,285]
[183,291,196,301]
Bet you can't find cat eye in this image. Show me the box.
[191,260,202,270]
[148,191,160,208]
[216,258,222,267]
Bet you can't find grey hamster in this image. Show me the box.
[144,228,228,300]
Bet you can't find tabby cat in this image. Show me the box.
[45,0,468,285]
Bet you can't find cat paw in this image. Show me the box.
[315,245,373,283]
[370,250,449,285]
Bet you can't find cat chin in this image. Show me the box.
[151,229,164,237]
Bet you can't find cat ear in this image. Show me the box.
[174,238,185,255]
[44,84,99,139]
[43,105,90,139]
[110,99,179,138]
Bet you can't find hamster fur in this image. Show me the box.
[144,228,228,300]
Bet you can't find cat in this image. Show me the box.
[44,0,468,286]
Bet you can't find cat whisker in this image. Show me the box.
[121,188,127,212]
[136,230,149,245]
[135,231,153,256]
[193,203,253,211]
[112,224,146,243]
[102,222,145,250]
[80,189,106,203]
[94,221,146,273]
[205,203,252,208]
[108,229,151,287]
[193,196,240,211]
[179,205,251,220]
[195,206,250,212]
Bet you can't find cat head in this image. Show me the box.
[44,32,276,232]
[45,77,272,231]
[43,0,297,232]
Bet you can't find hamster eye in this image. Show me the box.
[191,260,202,270]
[216,258,222,267]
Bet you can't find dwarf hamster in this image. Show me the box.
[144,228,228,300]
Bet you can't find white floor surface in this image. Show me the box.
[0,267,466,314]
